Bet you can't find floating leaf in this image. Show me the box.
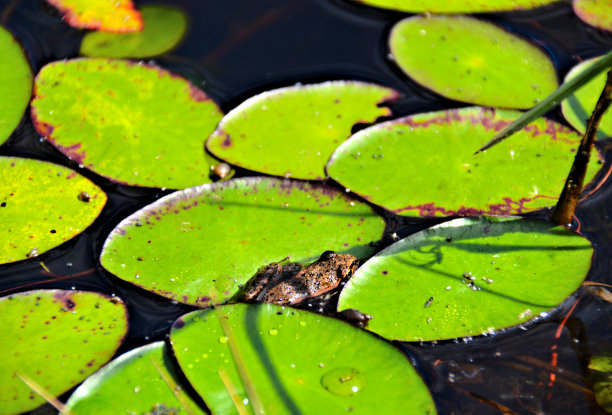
[1,157,106,264]
[45,0,143,32]
[101,177,384,306]
[0,289,128,414]
[561,56,612,139]
[65,342,206,414]
[0,25,33,146]
[80,5,187,58]
[346,0,561,12]
[170,303,436,414]
[31,58,224,188]
[206,81,398,180]
[327,107,602,217]
[338,217,593,341]
[589,355,612,412]
[573,0,612,31]
[389,15,557,109]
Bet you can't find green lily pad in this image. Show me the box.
[327,107,602,217]
[31,58,224,188]
[0,26,33,146]
[337,217,593,342]
[46,0,143,32]
[589,355,612,412]
[389,15,558,109]
[206,81,398,180]
[346,0,561,12]
[0,289,128,414]
[573,0,612,31]
[1,156,106,265]
[80,5,187,58]
[170,303,436,414]
[561,56,612,139]
[100,177,384,306]
[65,341,206,414]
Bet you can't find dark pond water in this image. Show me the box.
[1,0,612,413]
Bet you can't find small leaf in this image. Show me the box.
[1,157,107,265]
[80,5,188,58]
[589,355,612,412]
[346,0,561,12]
[389,15,557,109]
[170,304,437,414]
[45,0,143,32]
[206,81,398,180]
[0,289,128,414]
[573,0,612,31]
[338,217,593,341]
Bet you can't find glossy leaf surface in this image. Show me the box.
[80,5,187,58]
[66,341,206,414]
[45,0,142,32]
[338,217,593,341]
[573,0,612,31]
[389,15,557,109]
[0,290,128,414]
[101,177,384,306]
[327,107,602,217]
[31,58,223,188]
[1,157,106,264]
[170,303,436,415]
[0,26,32,146]
[346,0,561,12]
[206,81,398,180]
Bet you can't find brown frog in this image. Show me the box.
[239,251,358,306]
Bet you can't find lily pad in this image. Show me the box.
[346,0,561,12]
[1,156,106,265]
[327,107,602,217]
[206,81,398,180]
[45,0,143,32]
[589,355,612,412]
[561,56,612,139]
[573,0,612,31]
[0,25,33,146]
[0,289,128,414]
[80,5,187,58]
[170,303,436,414]
[389,15,557,109]
[338,217,593,341]
[31,58,224,188]
[65,341,206,414]
[100,177,384,306]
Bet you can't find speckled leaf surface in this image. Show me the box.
[31,58,224,188]
[66,341,206,414]
[346,0,561,12]
[101,177,384,306]
[561,56,612,139]
[327,107,602,217]
[338,217,593,341]
[0,26,32,146]
[389,15,557,109]
[206,81,398,180]
[80,5,187,58]
[573,0,612,31]
[45,0,142,32]
[0,289,128,414]
[1,157,106,264]
[170,304,436,415]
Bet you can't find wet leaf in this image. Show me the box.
[561,56,612,139]
[45,0,143,32]
[0,25,33,146]
[0,289,128,414]
[80,5,187,58]
[0,157,106,264]
[346,0,561,12]
[327,107,602,217]
[65,341,206,414]
[31,58,224,188]
[338,217,593,341]
[589,355,612,412]
[573,0,612,31]
[170,303,436,415]
[100,177,384,306]
[389,15,557,109]
[206,81,398,180]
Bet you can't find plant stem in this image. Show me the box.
[551,69,612,226]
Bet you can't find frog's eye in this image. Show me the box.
[320,251,336,260]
